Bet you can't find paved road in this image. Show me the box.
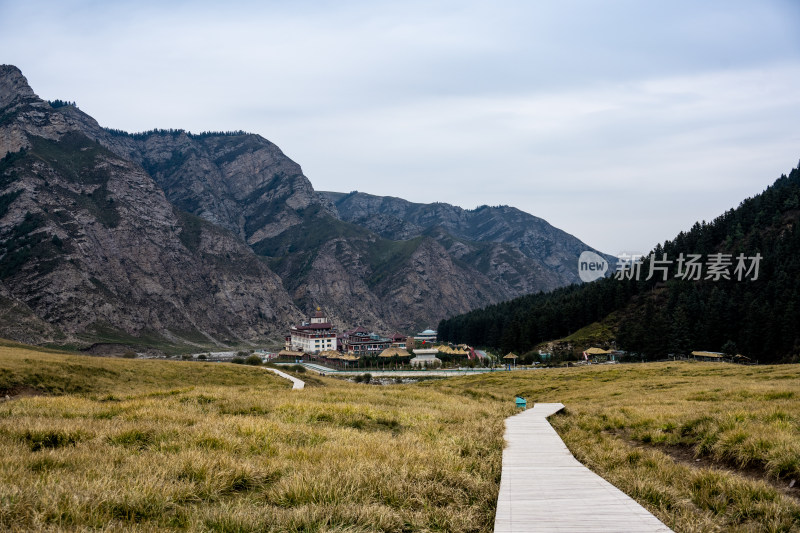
[495,403,673,533]
[294,362,496,377]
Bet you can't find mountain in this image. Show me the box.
[438,165,800,364]
[322,190,609,286]
[0,64,610,346]
[0,65,301,347]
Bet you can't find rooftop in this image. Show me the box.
[294,323,334,331]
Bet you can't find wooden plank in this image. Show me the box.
[265,368,305,389]
[494,403,673,532]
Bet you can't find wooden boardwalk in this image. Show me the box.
[266,368,305,390]
[494,403,673,533]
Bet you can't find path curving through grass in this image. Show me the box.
[495,402,673,532]
[265,367,305,389]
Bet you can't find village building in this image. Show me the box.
[583,347,614,362]
[410,347,441,367]
[287,308,337,354]
[414,329,437,344]
[389,333,410,349]
[691,350,725,362]
[340,327,392,356]
[470,348,488,361]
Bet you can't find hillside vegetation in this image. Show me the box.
[439,164,800,363]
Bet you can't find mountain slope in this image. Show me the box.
[0,64,614,342]
[322,190,604,276]
[438,165,800,363]
[58,97,608,331]
[0,65,301,347]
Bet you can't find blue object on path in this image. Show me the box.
[515,396,526,408]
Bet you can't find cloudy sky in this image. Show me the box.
[2,0,799,254]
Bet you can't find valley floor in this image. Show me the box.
[0,344,799,532]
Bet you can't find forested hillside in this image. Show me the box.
[439,165,800,363]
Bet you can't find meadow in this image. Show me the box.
[0,345,509,532]
[1,343,799,532]
[434,363,800,532]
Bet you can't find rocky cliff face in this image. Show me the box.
[0,64,610,346]
[321,191,611,288]
[0,65,301,347]
[49,106,337,245]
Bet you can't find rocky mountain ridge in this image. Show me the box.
[0,65,300,347]
[0,64,609,347]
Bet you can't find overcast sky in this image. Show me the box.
[2,0,799,255]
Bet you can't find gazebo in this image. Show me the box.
[319,350,340,362]
[278,349,304,362]
[583,347,613,362]
[378,347,411,370]
[339,353,360,369]
[503,352,518,369]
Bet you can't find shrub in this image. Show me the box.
[181,354,193,360]
[231,357,245,364]
[244,354,263,366]
[122,351,137,359]
[197,354,208,360]
[362,373,372,384]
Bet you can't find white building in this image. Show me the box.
[414,329,437,343]
[288,308,337,354]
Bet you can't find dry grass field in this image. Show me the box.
[2,343,799,532]
[434,363,800,532]
[0,345,509,532]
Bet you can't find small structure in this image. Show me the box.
[434,344,469,356]
[732,354,751,364]
[378,347,411,359]
[278,349,305,361]
[691,351,725,362]
[583,347,613,362]
[414,329,438,343]
[389,333,409,349]
[503,352,518,369]
[338,353,359,369]
[410,348,441,368]
[470,348,488,361]
[433,344,469,362]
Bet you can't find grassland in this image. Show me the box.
[0,345,508,532]
[433,363,800,532]
[1,344,799,532]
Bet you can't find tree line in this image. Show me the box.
[438,164,800,364]
[102,127,250,140]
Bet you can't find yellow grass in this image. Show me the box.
[2,344,799,532]
[433,362,800,532]
[0,346,509,532]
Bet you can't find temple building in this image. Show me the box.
[414,329,438,343]
[340,327,391,356]
[287,308,337,354]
